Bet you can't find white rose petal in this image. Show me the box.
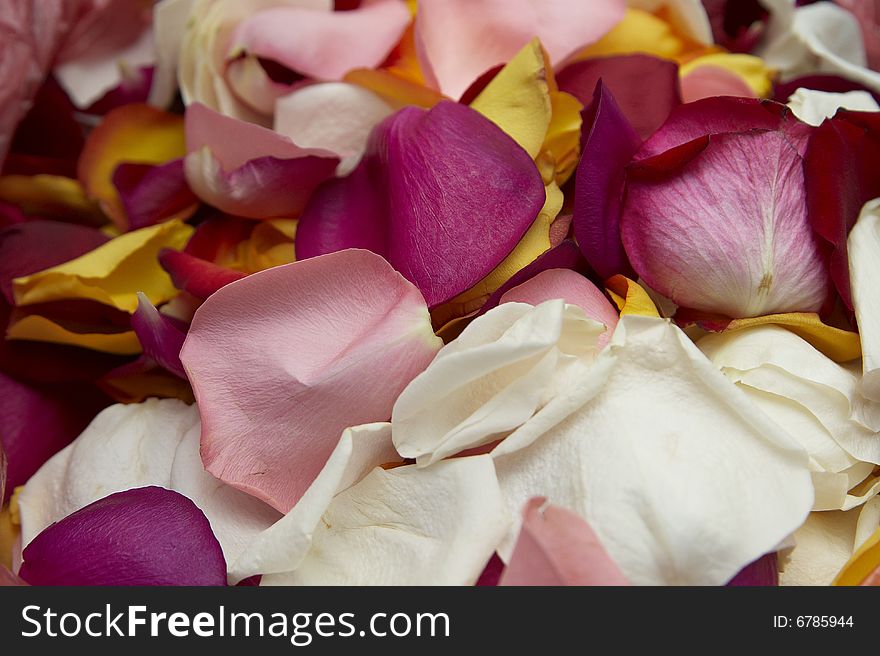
[787,88,880,127]
[849,199,880,403]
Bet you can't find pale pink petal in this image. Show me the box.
[500,269,619,347]
[681,64,757,103]
[415,0,627,99]
[500,497,630,586]
[229,0,411,82]
[180,249,443,512]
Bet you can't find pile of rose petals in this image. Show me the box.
[2,0,880,587]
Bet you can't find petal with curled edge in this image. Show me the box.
[500,498,629,585]
[414,0,626,100]
[181,249,442,513]
[12,220,193,314]
[263,455,507,586]
[295,101,546,308]
[491,314,813,585]
[393,300,606,466]
[16,399,282,576]
[621,130,828,318]
[184,103,338,218]
[848,199,880,403]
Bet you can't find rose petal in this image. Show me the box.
[780,508,863,585]
[621,130,829,318]
[274,82,394,167]
[0,220,108,304]
[572,81,641,280]
[296,101,546,307]
[181,249,442,512]
[806,111,880,310]
[13,220,193,314]
[787,88,880,127]
[229,0,411,82]
[113,158,199,231]
[264,456,507,585]
[0,372,108,504]
[159,249,247,300]
[727,553,779,586]
[500,497,630,585]
[78,104,186,228]
[849,199,880,402]
[681,64,757,102]
[131,292,187,379]
[500,269,619,347]
[557,54,681,140]
[491,314,813,585]
[393,300,605,465]
[19,486,227,586]
[415,0,627,99]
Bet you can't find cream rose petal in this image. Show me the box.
[787,88,880,128]
[491,315,813,585]
[228,423,399,584]
[264,456,507,586]
[849,199,880,404]
[392,300,605,466]
[16,399,282,573]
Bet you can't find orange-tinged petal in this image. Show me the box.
[834,525,880,585]
[605,275,661,317]
[544,90,583,185]
[0,505,18,571]
[0,175,104,226]
[680,53,774,99]
[344,68,444,109]
[573,8,697,61]
[13,220,193,313]
[231,219,297,274]
[6,315,140,356]
[78,104,187,228]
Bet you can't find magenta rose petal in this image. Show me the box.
[0,220,109,304]
[572,81,641,280]
[158,249,247,301]
[130,293,187,379]
[0,438,6,503]
[0,371,108,503]
[805,110,880,310]
[556,54,681,140]
[500,498,630,586]
[726,553,778,586]
[113,159,198,231]
[180,249,442,513]
[622,130,829,318]
[296,101,546,307]
[18,487,227,586]
[637,96,784,159]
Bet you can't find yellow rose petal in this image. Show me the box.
[606,275,661,317]
[6,315,141,355]
[0,175,104,225]
[724,313,862,363]
[13,220,193,314]
[834,525,880,585]
[681,53,775,98]
[573,9,696,62]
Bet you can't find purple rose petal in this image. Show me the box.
[131,293,188,379]
[296,101,546,308]
[113,158,199,231]
[19,487,227,586]
[727,553,778,586]
[572,81,641,281]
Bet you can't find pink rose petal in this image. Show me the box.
[229,0,411,82]
[727,553,778,586]
[681,65,757,103]
[415,0,627,99]
[572,81,640,280]
[500,498,630,586]
[500,269,619,346]
[296,101,546,307]
[184,103,339,219]
[19,487,227,586]
[621,129,829,318]
[557,54,682,140]
[180,249,442,512]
